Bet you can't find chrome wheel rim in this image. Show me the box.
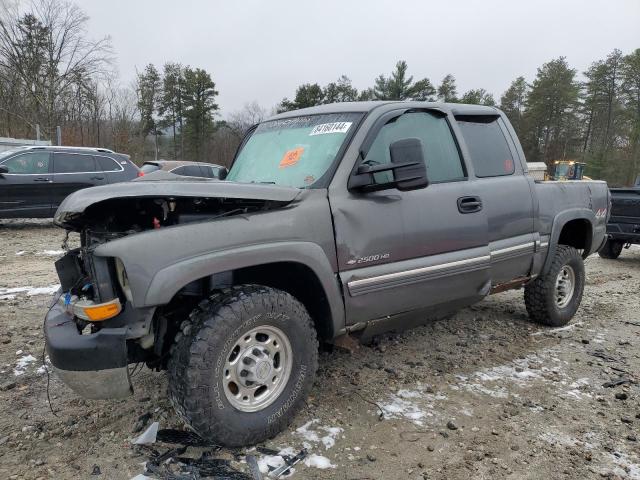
[555,265,575,308]
[223,325,293,412]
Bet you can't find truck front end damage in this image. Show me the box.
[44,247,136,399]
[44,175,300,400]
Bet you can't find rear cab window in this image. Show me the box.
[455,116,515,177]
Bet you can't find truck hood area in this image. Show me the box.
[54,172,301,232]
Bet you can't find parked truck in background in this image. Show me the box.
[44,101,609,446]
[599,181,640,259]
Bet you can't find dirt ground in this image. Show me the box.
[0,219,639,480]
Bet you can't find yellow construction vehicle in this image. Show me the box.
[545,160,589,181]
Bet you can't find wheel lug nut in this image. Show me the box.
[240,369,249,377]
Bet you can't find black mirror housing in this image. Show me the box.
[349,137,428,192]
[0,164,8,175]
[217,167,228,180]
[389,138,428,191]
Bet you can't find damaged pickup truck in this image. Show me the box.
[45,102,610,447]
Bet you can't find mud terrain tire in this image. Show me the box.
[168,285,318,447]
[524,245,585,327]
[598,239,623,259]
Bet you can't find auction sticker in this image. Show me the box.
[279,147,305,168]
[309,122,352,136]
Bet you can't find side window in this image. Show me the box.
[183,165,205,177]
[2,152,50,174]
[455,117,515,177]
[96,156,121,172]
[53,153,98,173]
[363,112,465,184]
[171,166,187,176]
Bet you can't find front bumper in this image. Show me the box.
[44,295,133,399]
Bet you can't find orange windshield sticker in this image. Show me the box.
[279,147,304,168]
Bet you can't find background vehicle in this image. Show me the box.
[545,160,588,181]
[141,160,226,179]
[599,182,640,259]
[0,146,141,219]
[44,102,609,447]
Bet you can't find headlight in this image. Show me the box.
[115,258,133,303]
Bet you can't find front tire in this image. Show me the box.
[524,245,585,327]
[598,239,623,259]
[168,285,318,447]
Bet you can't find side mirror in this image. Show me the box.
[348,137,428,192]
[217,167,228,180]
[0,164,8,175]
[389,138,429,191]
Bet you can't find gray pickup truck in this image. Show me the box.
[44,102,609,446]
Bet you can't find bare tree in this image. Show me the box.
[0,0,113,139]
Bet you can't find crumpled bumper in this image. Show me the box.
[44,294,133,399]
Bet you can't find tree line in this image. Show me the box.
[278,54,640,186]
[0,0,638,185]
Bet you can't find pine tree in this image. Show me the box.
[523,57,580,163]
[158,63,184,160]
[620,49,640,183]
[500,77,528,136]
[136,64,162,158]
[437,74,458,102]
[460,88,495,106]
[324,75,358,103]
[182,67,218,161]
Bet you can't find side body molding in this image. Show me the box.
[144,241,345,336]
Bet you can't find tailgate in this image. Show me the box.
[610,188,640,223]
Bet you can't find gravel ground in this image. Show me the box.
[0,219,639,480]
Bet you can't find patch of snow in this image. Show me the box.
[380,393,430,425]
[37,250,64,256]
[530,322,583,336]
[304,454,335,469]
[14,354,36,376]
[539,431,579,447]
[0,284,60,297]
[294,420,343,450]
[609,452,640,480]
[15,251,25,256]
[257,447,297,475]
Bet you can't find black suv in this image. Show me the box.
[0,146,141,219]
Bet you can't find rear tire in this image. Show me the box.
[167,285,318,447]
[598,239,623,259]
[524,245,585,327]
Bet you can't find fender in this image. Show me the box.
[541,208,595,275]
[144,241,345,338]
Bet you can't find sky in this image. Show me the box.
[82,0,640,118]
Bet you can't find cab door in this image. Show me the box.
[52,152,108,210]
[329,110,491,326]
[455,115,536,285]
[0,150,52,218]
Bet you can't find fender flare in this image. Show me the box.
[143,241,345,338]
[542,208,595,275]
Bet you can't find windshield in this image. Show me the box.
[227,113,362,188]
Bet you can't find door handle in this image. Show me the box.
[33,177,51,182]
[458,196,483,213]
[90,176,105,180]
